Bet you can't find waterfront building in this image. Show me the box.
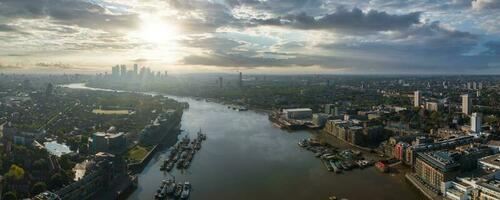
[415,151,461,191]
[425,102,439,112]
[394,142,409,160]
[283,108,313,120]
[404,135,475,165]
[91,132,127,154]
[414,91,421,107]
[462,94,472,115]
[312,113,328,127]
[324,119,387,147]
[471,113,482,133]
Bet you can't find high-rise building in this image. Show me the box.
[414,91,421,107]
[239,72,243,88]
[120,65,127,77]
[461,94,472,115]
[471,112,482,133]
[133,64,138,75]
[112,65,120,77]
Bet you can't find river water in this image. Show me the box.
[63,83,421,200]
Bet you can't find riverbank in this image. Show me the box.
[62,83,423,200]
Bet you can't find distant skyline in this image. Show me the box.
[0,0,499,74]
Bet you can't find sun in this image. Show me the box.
[136,14,178,44]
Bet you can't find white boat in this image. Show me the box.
[180,182,191,199]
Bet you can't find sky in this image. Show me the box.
[0,0,499,74]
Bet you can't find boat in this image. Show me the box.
[174,183,183,198]
[180,182,191,199]
[375,161,389,173]
[329,160,342,173]
[165,180,176,195]
[298,139,308,147]
[322,160,333,171]
[176,159,185,169]
[166,162,174,172]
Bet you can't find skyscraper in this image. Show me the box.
[461,94,472,115]
[471,112,482,133]
[133,64,138,75]
[112,65,120,77]
[239,72,243,88]
[414,91,421,107]
[120,65,127,77]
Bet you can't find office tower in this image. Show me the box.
[472,82,477,90]
[112,65,120,77]
[120,65,127,77]
[414,91,421,107]
[478,82,483,90]
[467,82,472,90]
[239,72,243,88]
[471,112,482,133]
[133,64,138,75]
[461,94,472,115]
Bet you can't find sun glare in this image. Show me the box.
[136,14,178,44]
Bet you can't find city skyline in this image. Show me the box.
[0,0,500,74]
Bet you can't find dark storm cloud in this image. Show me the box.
[0,0,140,31]
[482,41,500,55]
[250,7,421,32]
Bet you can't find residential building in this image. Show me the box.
[462,94,472,115]
[414,90,421,107]
[471,113,482,133]
[426,102,439,112]
[415,151,461,191]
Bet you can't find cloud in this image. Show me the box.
[482,41,500,55]
[35,62,74,69]
[472,0,500,10]
[0,0,140,31]
[250,7,421,32]
[0,63,22,70]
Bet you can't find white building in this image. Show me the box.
[471,112,482,133]
[462,94,472,115]
[414,91,421,107]
[283,108,313,120]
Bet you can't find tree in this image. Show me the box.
[3,191,17,200]
[31,181,48,195]
[5,164,25,181]
[48,173,64,190]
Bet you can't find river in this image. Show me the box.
[63,83,422,200]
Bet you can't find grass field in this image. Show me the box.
[92,109,130,115]
[125,145,150,163]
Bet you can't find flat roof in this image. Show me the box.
[283,108,312,112]
[479,154,500,168]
